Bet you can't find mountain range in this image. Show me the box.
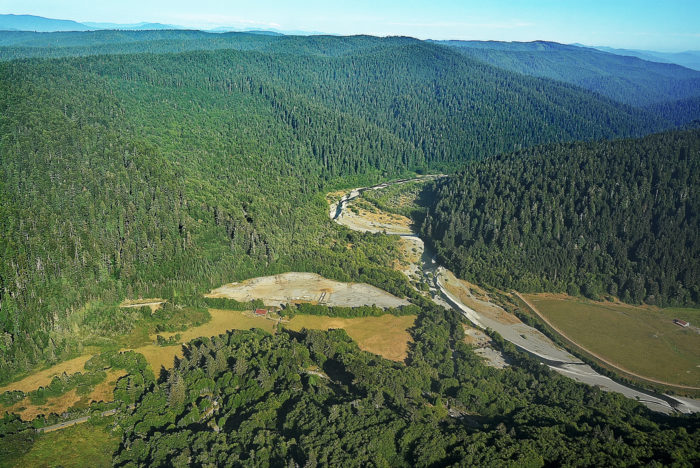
[0,13,320,36]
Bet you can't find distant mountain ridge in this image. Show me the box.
[437,40,700,109]
[591,45,700,71]
[0,14,91,32]
[0,13,322,35]
[81,21,184,30]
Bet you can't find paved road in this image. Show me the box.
[331,178,699,414]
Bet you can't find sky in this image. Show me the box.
[4,0,700,51]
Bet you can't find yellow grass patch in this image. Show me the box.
[337,198,414,235]
[355,204,412,228]
[7,389,81,421]
[88,370,126,404]
[0,356,92,394]
[156,309,276,342]
[134,309,277,372]
[524,294,700,388]
[1,370,128,421]
[131,344,183,375]
[285,314,416,362]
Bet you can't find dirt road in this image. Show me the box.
[36,408,118,433]
[516,292,700,391]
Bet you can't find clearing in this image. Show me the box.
[207,272,410,308]
[522,293,700,388]
[5,418,119,468]
[285,314,416,362]
[0,356,92,394]
[335,198,413,235]
[1,370,127,421]
[119,298,166,313]
[133,309,277,372]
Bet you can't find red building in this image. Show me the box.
[673,319,689,327]
[254,308,268,316]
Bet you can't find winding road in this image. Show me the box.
[331,176,700,415]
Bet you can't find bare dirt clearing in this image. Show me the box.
[207,272,410,309]
[335,200,414,235]
[119,298,166,313]
[285,314,416,362]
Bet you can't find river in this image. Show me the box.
[331,176,700,415]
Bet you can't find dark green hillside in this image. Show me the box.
[0,35,675,381]
[440,40,700,108]
[0,52,417,382]
[646,96,700,127]
[422,129,700,306]
[0,30,407,61]
[106,305,700,466]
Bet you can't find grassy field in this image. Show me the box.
[135,309,277,373]
[285,314,416,361]
[0,356,93,394]
[1,308,414,421]
[524,294,700,387]
[2,419,119,468]
[0,309,277,417]
[1,370,128,421]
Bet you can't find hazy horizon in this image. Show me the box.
[3,0,700,52]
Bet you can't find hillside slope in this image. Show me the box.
[440,40,700,108]
[0,35,676,380]
[422,129,700,306]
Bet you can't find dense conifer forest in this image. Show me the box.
[0,33,678,381]
[441,40,700,108]
[1,30,699,466]
[422,129,700,306]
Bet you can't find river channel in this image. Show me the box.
[330,176,700,415]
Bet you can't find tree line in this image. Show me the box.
[422,129,700,306]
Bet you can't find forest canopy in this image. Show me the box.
[422,129,700,306]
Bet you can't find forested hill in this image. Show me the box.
[0,30,410,60]
[109,314,700,466]
[0,34,682,381]
[422,129,700,306]
[439,40,700,109]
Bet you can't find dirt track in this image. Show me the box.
[516,292,700,391]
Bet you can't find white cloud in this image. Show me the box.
[387,20,535,30]
[166,13,281,29]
